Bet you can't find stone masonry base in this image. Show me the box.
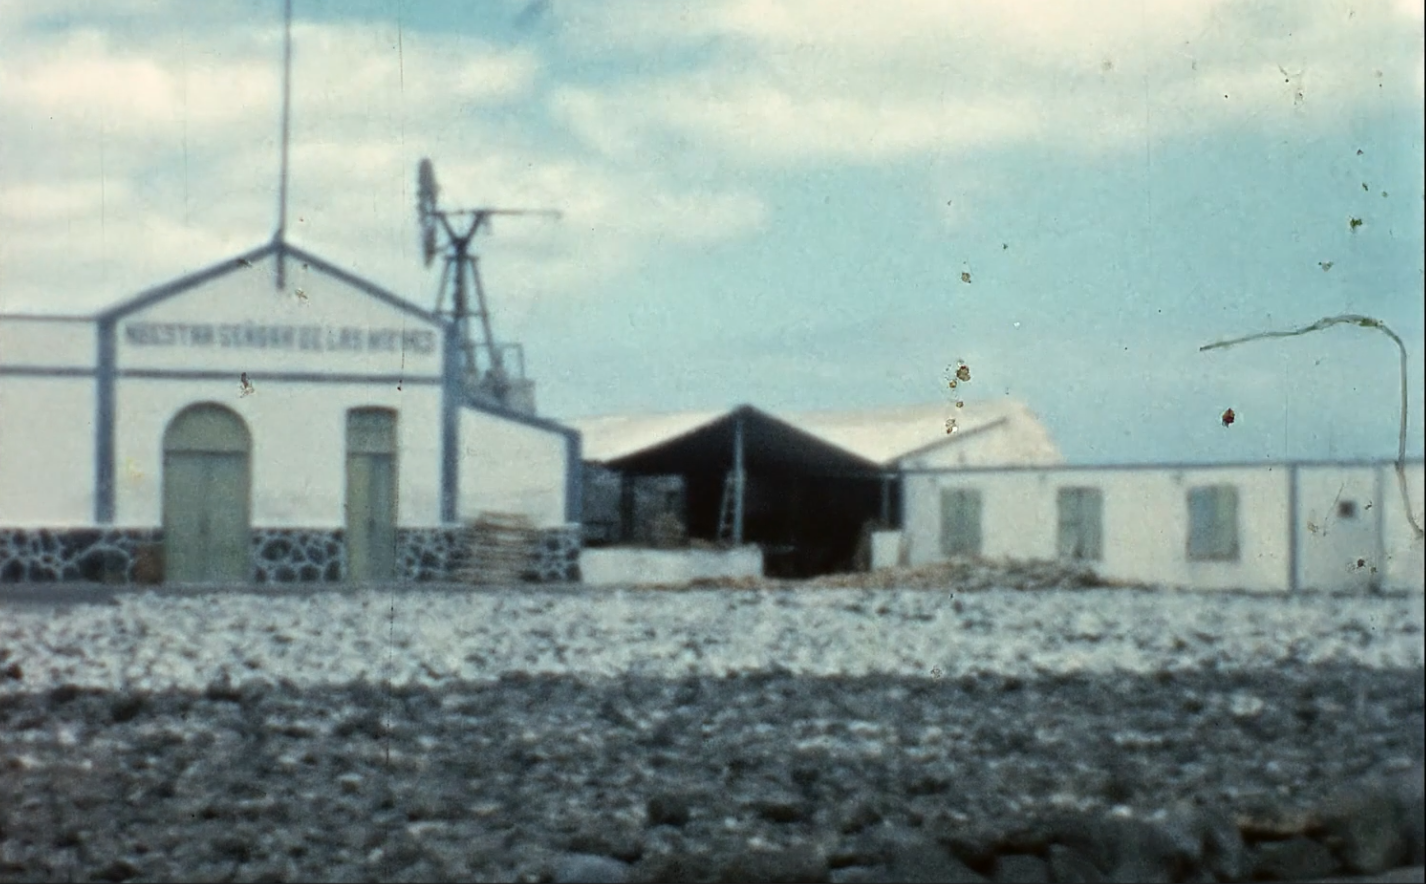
[0,526,581,585]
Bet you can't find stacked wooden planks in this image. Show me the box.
[455,513,538,585]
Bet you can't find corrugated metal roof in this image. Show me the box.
[568,399,1061,469]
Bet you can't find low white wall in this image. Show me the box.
[871,531,904,570]
[459,409,569,529]
[580,546,763,587]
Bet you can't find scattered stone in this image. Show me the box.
[991,852,1049,883]
[829,868,898,884]
[1239,801,1315,841]
[1315,780,1411,875]
[1189,804,1249,883]
[565,830,645,865]
[1250,835,1340,881]
[646,792,692,828]
[883,833,987,883]
[0,587,1421,884]
[91,859,140,882]
[719,844,830,883]
[750,795,812,824]
[109,691,147,724]
[1046,844,1106,883]
[554,852,632,884]
[838,801,885,835]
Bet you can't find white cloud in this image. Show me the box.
[554,0,1423,166]
[0,11,767,315]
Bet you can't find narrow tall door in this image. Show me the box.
[345,409,398,583]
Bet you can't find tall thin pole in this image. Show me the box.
[274,0,294,290]
[732,414,746,546]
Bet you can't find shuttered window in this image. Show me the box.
[940,488,983,557]
[1057,487,1103,561]
[1187,485,1239,561]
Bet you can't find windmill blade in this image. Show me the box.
[418,158,440,206]
[422,219,438,268]
[417,158,441,266]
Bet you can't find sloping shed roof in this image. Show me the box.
[786,399,1062,468]
[572,405,884,477]
[571,409,731,463]
[569,399,1061,473]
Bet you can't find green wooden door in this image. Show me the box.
[346,410,398,582]
[162,406,252,584]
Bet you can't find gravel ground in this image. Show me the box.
[2,582,1423,883]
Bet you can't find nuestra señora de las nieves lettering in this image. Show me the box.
[121,321,438,355]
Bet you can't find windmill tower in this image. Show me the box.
[416,158,559,414]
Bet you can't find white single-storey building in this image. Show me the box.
[900,458,1426,593]
[0,240,582,585]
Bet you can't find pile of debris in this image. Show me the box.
[678,556,1121,592]
[453,513,539,585]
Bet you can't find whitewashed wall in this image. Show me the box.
[904,465,1294,593]
[113,379,444,529]
[116,254,442,379]
[1379,461,1425,593]
[0,317,95,367]
[0,378,96,527]
[110,251,448,529]
[0,317,97,527]
[459,408,568,528]
[1295,465,1382,592]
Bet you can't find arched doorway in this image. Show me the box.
[345,408,398,582]
[162,403,252,583]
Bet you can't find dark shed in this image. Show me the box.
[585,405,896,577]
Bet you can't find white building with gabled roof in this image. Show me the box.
[786,399,1063,470]
[0,241,582,586]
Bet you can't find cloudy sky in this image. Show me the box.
[1,0,1422,466]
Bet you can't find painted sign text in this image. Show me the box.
[122,322,437,356]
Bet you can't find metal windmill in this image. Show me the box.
[416,158,559,410]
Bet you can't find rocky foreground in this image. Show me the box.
[1,577,1423,883]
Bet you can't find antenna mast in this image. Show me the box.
[415,158,559,411]
[273,0,294,290]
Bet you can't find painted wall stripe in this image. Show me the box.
[1287,464,1299,594]
[565,432,583,526]
[95,320,117,524]
[440,323,460,524]
[0,366,96,378]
